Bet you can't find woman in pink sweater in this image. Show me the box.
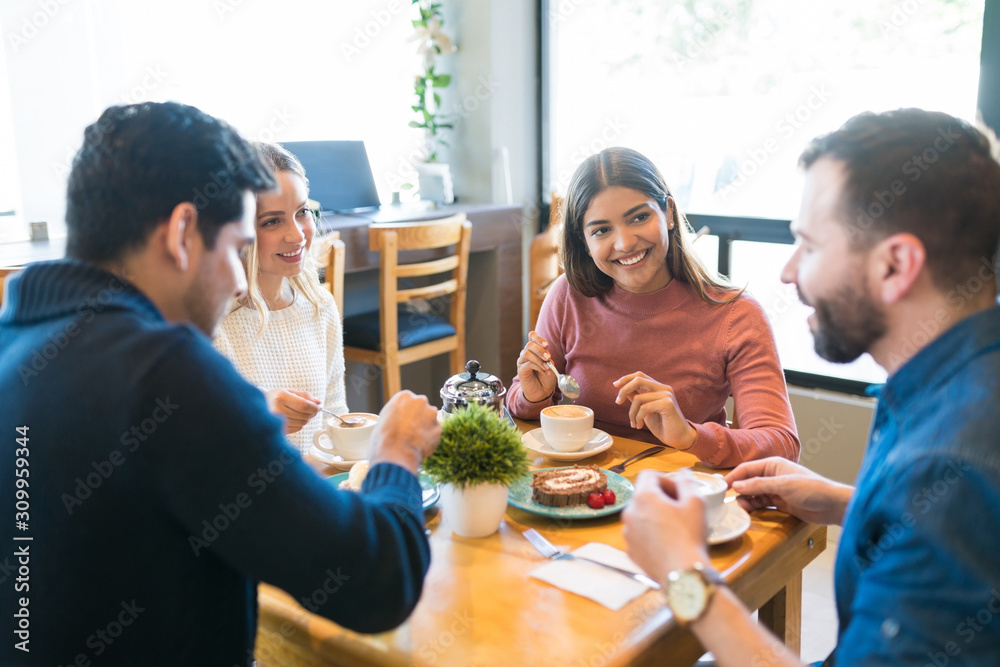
[507,148,799,468]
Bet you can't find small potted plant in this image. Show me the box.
[423,401,529,538]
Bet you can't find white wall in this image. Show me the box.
[0,0,539,242]
[788,386,874,485]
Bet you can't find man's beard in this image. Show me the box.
[806,280,887,364]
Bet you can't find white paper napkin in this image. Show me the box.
[528,542,655,610]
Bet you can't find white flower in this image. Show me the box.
[409,15,456,66]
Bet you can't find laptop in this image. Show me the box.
[280,141,382,214]
[281,140,439,222]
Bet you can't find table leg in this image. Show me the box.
[757,571,802,656]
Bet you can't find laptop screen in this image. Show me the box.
[279,141,381,213]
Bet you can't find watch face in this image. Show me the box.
[669,570,708,623]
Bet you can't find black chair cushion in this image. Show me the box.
[343,307,457,351]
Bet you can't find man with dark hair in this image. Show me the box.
[0,102,441,665]
[623,108,1000,665]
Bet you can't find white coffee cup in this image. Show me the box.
[540,404,595,452]
[668,470,727,528]
[312,412,378,460]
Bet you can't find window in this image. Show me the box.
[0,0,427,241]
[543,0,987,392]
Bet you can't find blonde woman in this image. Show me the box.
[214,142,348,453]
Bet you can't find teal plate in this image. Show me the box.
[326,471,440,509]
[507,467,634,519]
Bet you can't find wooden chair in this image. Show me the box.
[315,231,345,316]
[342,214,472,403]
[0,266,24,308]
[529,194,565,330]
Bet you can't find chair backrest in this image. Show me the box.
[368,213,472,345]
[315,231,345,316]
[0,266,24,308]
[529,193,565,330]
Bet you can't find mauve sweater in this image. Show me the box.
[507,275,800,468]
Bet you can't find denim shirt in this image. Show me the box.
[832,306,1000,665]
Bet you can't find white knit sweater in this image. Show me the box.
[213,291,349,453]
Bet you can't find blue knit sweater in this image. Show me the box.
[0,260,430,665]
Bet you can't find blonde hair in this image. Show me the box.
[563,147,743,305]
[237,142,330,335]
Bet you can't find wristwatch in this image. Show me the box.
[665,562,726,625]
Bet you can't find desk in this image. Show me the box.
[256,429,826,666]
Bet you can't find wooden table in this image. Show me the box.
[256,429,826,666]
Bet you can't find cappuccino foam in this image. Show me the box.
[542,405,591,419]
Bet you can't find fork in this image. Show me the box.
[522,529,661,590]
[607,445,667,474]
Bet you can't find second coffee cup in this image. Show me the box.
[540,404,594,452]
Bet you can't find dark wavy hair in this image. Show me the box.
[562,147,742,304]
[65,101,276,262]
[799,108,1000,292]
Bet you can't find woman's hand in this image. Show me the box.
[264,389,321,434]
[515,331,559,403]
[613,371,697,449]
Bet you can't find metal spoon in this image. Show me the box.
[319,407,365,428]
[545,360,581,400]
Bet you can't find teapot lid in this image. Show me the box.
[440,360,506,404]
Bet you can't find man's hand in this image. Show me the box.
[264,389,321,434]
[725,457,854,526]
[368,391,441,475]
[623,470,711,584]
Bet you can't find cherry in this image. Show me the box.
[587,492,605,509]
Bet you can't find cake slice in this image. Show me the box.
[531,465,607,507]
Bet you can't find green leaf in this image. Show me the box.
[408,121,425,128]
[433,92,441,106]
[438,123,454,129]
[401,183,414,190]
[432,74,451,87]
[422,402,530,487]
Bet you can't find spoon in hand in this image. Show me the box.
[545,360,581,400]
[319,407,364,428]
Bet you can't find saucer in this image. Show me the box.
[308,444,364,471]
[708,501,751,545]
[326,471,441,509]
[521,428,613,461]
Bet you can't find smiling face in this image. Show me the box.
[581,186,673,294]
[254,170,315,288]
[782,158,887,363]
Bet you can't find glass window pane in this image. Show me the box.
[0,0,426,239]
[690,232,719,276]
[731,240,887,385]
[549,0,984,220]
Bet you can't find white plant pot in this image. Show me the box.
[414,162,455,204]
[440,482,509,538]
